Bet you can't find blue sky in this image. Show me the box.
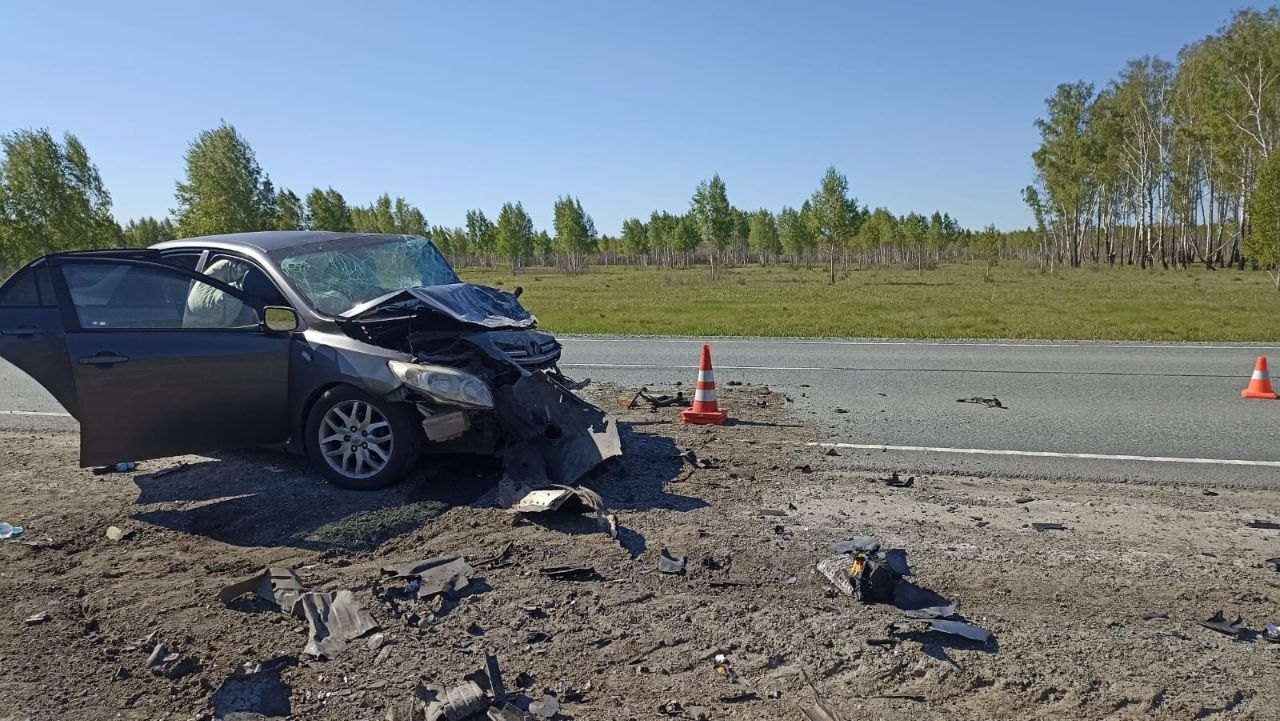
[0,0,1245,234]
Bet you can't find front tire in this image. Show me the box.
[304,386,421,490]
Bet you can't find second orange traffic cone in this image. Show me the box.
[682,344,728,425]
[1241,356,1278,399]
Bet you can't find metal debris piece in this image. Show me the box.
[485,652,507,704]
[927,620,992,642]
[1247,519,1280,530]
[721,691,760,703]
[381,556,475,599]
[540,565,601,582]
[1031,522,1067,532]
[23,611,48,625]
[419,680,489,721]
[528,695,559,719]
[882,548,911,576]
[1199,610,1247,638]
[958,396,1006,409]
[658,549,687,575]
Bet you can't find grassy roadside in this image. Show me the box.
[460,262,1280,341]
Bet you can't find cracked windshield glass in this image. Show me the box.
[274,235,458,315]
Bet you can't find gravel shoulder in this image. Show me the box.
[1,385,1278,720]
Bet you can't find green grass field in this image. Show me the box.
[459,262,1280,342]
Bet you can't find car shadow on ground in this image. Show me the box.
[130,423,695,552]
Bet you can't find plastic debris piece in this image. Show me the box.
[146,643,168,668]
[928,619,991,642]
[1199,610,1247,638]
[528,695,559,719]
[540,565,601,582]
[1031,522,1067,532]
[298,590,379,659]
[1142,611,1169,621]
[419,680,489,721]
[828,537,880,555]
[488,703,529,721]
[218,567,307,612]
[957,396,1006,409]
[0,522,23,540]
[1247,520,1280,530]
[883,471,913,488]
[658,549,687,575]
[1264,621,1279,644]
[903,603,958,620]
[381,556,475,599]
[23,611,48,625]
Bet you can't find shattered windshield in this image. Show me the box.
[272,235,459,316]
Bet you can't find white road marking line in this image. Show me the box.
[807,442,1280,468]
[558,362,1237,378]
[0,409,72,417]
[561,337,1280,351]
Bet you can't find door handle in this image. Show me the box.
[1,326,44,337]
[78,353,130,367]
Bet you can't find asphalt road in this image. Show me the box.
[3,337,1279,488]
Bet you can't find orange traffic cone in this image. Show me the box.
[1241,356,1279,399]
[682,344,729,425]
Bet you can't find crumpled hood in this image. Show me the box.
[345,283,536,330]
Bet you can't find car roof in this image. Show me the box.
[152,230,411,254]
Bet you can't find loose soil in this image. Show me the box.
[1,385,1278,720]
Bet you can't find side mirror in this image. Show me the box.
[262,306,299,333]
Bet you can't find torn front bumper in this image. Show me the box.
[491,370,622,491]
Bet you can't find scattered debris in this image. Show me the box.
[1202,489,1219,496]
[824,448,839,456]
[1265,621,1279,644]
[0,521,23,540]
[1014,496,1034,504]
[1199,611,1247,638]
[539,565,601,582]
[528,695,559,719]
[508,485,618,538]
[708,580,749,588]
[1142,611,1169,621]
[658,549,687,575]
[682,450,719,469]
[92,461,137,475]
[146,643,169,668]
[382,556,476,599]
[794,464,813,473]
[366,632,387,652]
[890,618,993,643]
[726,380,743,386]
[1246,520,1280,530]
[829,537,880,555]
[818,546,903,603]
[104,526,132,542]
[418,680,489,721]
[148,462,191,479]
[488,703,529,720]
[476,542,515,569]
[721,691,760,703]
[833,408,849,414]
[866,638,897,647]
[712,653,737,683]
[958,396,1006,409]
[23,611,48,626]
[903,603,958,620]
[757,508,787,517]
[1267,557,1280,572]
[219,568,378,659]
[1031,522,1067,532]
[883,471,913,488]
[626,387,691,410]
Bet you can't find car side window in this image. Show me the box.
[60,261,259,330]
[0,265,56,307]
[205,255,289,307]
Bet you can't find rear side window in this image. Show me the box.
[0,266,56,307]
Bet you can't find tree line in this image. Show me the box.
[1025,6,1280,283]
[0,122,996,281]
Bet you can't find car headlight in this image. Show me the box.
[387,361,494,409]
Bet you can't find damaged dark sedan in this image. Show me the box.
[0,231,620,490]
